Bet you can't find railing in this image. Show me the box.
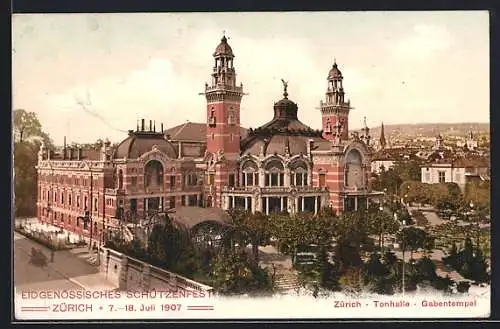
[221,186,329,194]
[145,186,164,194]
[205,84,243,93]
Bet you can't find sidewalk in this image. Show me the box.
[14,231,117,291]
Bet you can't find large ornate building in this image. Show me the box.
[35,35,380,241]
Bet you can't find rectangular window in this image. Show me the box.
[69,194,72,206]
[295,173,302,186]
[247,173,254,186]
[61,213,64,223]
[131,177,137,186]
[319,173,326,187]
[438,171,446,183]
[169,196,176,209]
[304,174,308,186]
[61,193,64,205]
[94,198,98,211]
[270,173,278,186]
[265,174,270,186]
[228,174,235,187]
[170,176,176,188]
[130,199,137,214]
[290,174,295,186]
[188,195,198,206]
[181,195,186,206]
[77,196,80,208]
[84,196,88,209]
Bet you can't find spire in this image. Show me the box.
[379,122,386,149]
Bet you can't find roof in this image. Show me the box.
[213,35,234,58]
[165,122,248,142]
[452,156,489,168]
[328,62,343,80]
[113,130,177,159]
[167,207,232,230]
[240,93,328,156]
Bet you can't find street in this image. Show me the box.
[14,231,117,291]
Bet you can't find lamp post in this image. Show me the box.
[401,219,407,296]
[470,201,480,252]
[379,205,384,252]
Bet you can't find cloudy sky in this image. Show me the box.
[12,11,489,144]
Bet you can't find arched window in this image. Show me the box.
[118,169,123,189]
[144,160,164,188]
[289,160,308,186]
[345,149,364,188]
[228,108,235,125]
[241,160,259,186]
[264,159,285,187]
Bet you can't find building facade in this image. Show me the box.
[35,35,380,241]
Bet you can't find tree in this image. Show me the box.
[396,227,428,260]
[228,210,270,262]
[339,268,364,295]
[332,211,372,271]
[367,206,400,251]
[394,160,422,182]
[14,109,44,143]
[13,109,53,217]
[269,211,335,264]
[372,167,402,196]
[210,249,273,296]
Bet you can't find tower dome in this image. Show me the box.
[213,35,234,57]
[328,61,343,80]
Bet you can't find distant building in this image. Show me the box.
[456,130,478,151]
[421,135,489,190]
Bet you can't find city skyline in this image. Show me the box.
[12,11,489,144]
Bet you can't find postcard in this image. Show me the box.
[12,11,491,320]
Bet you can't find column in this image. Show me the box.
[245,197,248,211]
[280,197,284,212]
[265,197,269,215]
[284,168,290,187]
[301,197,305,212]
[314,196,318,214]
[259,168,265,187]
[251,196,257,213]
[232,196,235,209]
[354,196,358,211]
[294,197,299,214]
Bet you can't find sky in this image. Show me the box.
[12,11,490,144]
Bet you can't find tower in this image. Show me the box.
[203,35,244,160]
[379,122,387,150]
[319,60,352,141]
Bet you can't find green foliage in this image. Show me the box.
[339,268,364,295]
[366,206,400,250]
[372,167,402,196]
[464,181,490,215]
[227,210,270,262]
[443,237,490,283]
[399,181,463,210]
[210,249,273,296]
[269,211,335,263]
[13,109,53,217]
[396,227,429,258]
[393,160,422,182]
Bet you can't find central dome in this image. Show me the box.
[213,35,234,57]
